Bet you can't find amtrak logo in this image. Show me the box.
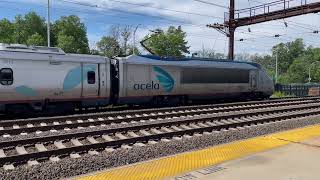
[153,66,175,92]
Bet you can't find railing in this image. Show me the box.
[275,83,320,97]
[225,0,308,21]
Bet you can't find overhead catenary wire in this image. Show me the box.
[191,0,229,9]
[108,0,222,19]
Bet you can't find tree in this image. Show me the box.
[194,48,226,59]
[26,33,45,46]
[108,25,133,56]
[13,12,46,44]
[272,38,305,75]
[144,26,190,58]
[0,19,14,43]
[96,36,120,57]
[127,45,141,55]
[54,15,89,54]
[57,34,76,53]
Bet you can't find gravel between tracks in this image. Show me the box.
[1,116,320,180]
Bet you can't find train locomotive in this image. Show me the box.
[0,43,274,114]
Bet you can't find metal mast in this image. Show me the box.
[47,0,51,47]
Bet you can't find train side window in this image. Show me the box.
[87,71,95,84]
[0,68,13,85]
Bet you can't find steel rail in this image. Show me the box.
[0,98,318,136]
[0,106,320,166]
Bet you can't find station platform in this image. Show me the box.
[76,125,320,180]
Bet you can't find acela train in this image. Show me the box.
[0,43,274,114]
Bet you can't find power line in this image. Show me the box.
[108,0,222,19]
[57,0,224,21]
[191,0,229,9]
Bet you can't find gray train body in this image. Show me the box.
[116,55,274,105]
[0,44,111,113]
[0,43,274,114]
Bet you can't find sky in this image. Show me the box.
[0,0,320,56]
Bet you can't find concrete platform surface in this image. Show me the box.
[173,137,320,180]
[76,125,320,180]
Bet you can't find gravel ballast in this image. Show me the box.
[0,116,320,180]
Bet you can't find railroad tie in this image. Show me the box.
[148,140,158,145]
[87,137,99,144]
[16,146,28,155]
[66,120,72,124]
[161,138,171,142]
[2,134,10,138]
[53,122,60,125]
[0,149,6,158]
[70,153,81,159]
[115,133,128,140]
[27,160,39,167]
[197,122,209,127]
[180,124,192,130]
[35,130,43,134]
[49,156,60,162]
[133,143,146,147]
[98,118,104,121]
[71,139,83,146]
[173,136,183,140]
[35,144,48,152]
[3,164,14,170]
[127,131,140,138]
[140,130,152,136]
[12,125,19,129]
[88,119,95,122]
[171,126,183,131]
[88,150,99,155]
[77,120,84,123]
[189,124,201,129]
[26,124,34,128]
[54,141,66,149]
[203,132,212,135]
[105,148,115,153]
[102,135,114,142]
[40,123,47,126]
[161,127,174,133]
[150,128,163,134]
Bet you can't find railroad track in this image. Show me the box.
[0,97,319,136]
[1,97,320,169]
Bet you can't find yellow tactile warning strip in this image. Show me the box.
[77,125,320,180]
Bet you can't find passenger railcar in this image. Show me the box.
[0,43,274,114]
[0,44,111,114]
[114,55,274,105]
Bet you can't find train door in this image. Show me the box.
[82,63,99,97]
[250,70,258,90]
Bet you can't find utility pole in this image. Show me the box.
[228,0,235,60]
[47,0,51,47]
[207,1,320,61]
[275,52,278,84]
[133,24,141,55]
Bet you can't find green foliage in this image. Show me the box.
[96,36,120,58]
[271,91,294,98]
[13,12,46,45]
[0,12,89,53]
[272,38,305,75]
[144,26,190,58]
[54,15,89,54]
[0,18,14,43]
[26,33,45,46]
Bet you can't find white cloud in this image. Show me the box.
[27,0,320,56]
